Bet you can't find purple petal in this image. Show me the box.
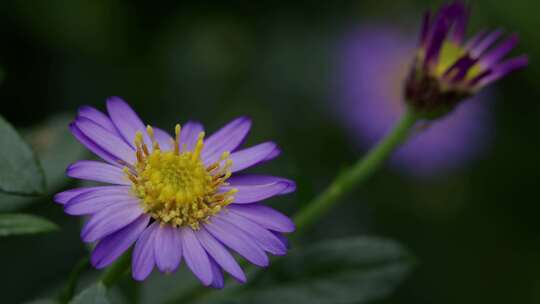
[54,187,95,205]
[196,228,246,283]
[470,29,503,58]
[204,217,268,267]
[450,3,469,43]
[202,117,252,164]
[229,142,280,173]
[221,175,296,204]
[78,106,119,135]
[419,11,431,47]
[444,55,478,83]
[209,258,224,289]
[69,123,119,165]
[81,201,143,243]
[479,34,519,68]
[74,117,136,165]
[106,96,152,149]
[464,30,486,51]
[132,222,159,281]
[154,225,182,273]
[152,127,173,151]
[272,231,290,249]
[468,69,493,86]
[228,204,295,233]
[217,212,286,256]
[179,121,204,152]
[424,8,451,66]
[65,187,134,215]
[67,160,129,185]
[180,227,213,286]
[91,214,150,269]
[477,55,528,87]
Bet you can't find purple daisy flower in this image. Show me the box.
[405,1,527,117]
[336,26,493,176]
[54,97,295,287]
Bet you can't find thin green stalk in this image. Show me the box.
[58,257,90,304]
[293,107,418,235]
[167,108,419,304]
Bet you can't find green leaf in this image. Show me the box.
[210,237,414,304]
[69,283,110,304]
[0,115,46,195]
[0,114,88,211]
[0,213,58,236]
[24,300,59,304]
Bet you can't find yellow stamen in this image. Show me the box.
[127,125,234,230]
[174,124,181,155]
[192,132,205,161]
[146,125,160,151]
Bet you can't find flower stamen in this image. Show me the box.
[127,125,236,229]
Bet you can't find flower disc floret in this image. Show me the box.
[125,125,236,229]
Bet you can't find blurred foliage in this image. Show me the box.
[0,115,45,195]
[203,237,413,304]
[0,114,88,212]
[0,213,58,237]
[69,283,109,304]
[0,0,539,303]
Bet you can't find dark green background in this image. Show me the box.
[0,0,538,303]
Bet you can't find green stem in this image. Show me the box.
[167,108,419,304]
[58,257,90,304]
[293,107,418,235]
[100,250,132,288]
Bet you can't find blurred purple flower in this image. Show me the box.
[335,26,493,177]
[55,97,295,286]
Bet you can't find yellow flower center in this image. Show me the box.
[434,41,483,81]
[124,125,236,229]
[417,41,485,84]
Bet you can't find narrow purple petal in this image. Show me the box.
[65,188,135,215]
[78,106,119,135]
[419,11,431,47]
[424,8,451,66]
[477,55,528,87]
[217,212,286,255]
[54,188,94,205]
[209,258,224,289]
[179,121,204,152]
[154,225,182,273]
[152,127,173,151]
[228,204,295,233]
[180,228,213,286]
[69,123,119,165]
[91,214,150,269]
[470,29,503,58]
[81,202,143,243]
[196,228,246,283]
[444,56,478,83]
[132,222,159,281]
[272,231,290,249]
[202,117,252,164]
[479,34,519,68]
[451,3,469,43]
[468,69,492,87]
[106,96,152,149]
[66,160,129,185]
[221,175,296,204]
[204,217,269,267]
[64,193,135,215]
[74,117,136,165]
[464,30,486,51]
[229,142,280,173]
